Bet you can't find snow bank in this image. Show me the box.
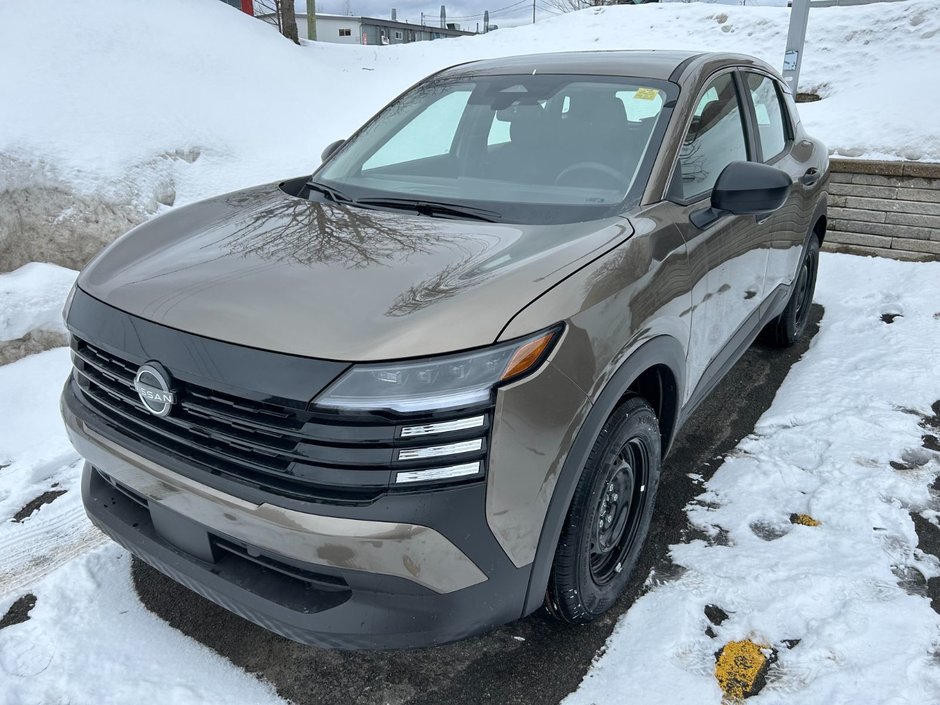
[0,263,76,343]
[1,0,937,270]
[0,263,77,364]
[567,253,940,704]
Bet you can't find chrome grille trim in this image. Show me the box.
[400,416,486,438]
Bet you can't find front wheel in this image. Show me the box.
[546,396,661,623]
[763,235,820,347]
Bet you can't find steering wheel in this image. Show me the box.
[554,161,627,188]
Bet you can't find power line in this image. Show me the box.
[447,0,529,20]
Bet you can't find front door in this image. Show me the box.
[669,71,773,401]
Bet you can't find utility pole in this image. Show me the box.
[484,9,489,31]
[306,0,317,40]
[782,0,811,93]
[532,0,535,23]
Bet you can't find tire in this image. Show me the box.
[763,235,820,348]
[546,396,662,624]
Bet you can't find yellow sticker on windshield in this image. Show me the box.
[634,87,659,100]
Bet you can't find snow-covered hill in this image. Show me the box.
[1,0,937,254]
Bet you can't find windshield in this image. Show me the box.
[314,73,675,224]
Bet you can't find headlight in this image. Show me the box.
[315,325,562,413]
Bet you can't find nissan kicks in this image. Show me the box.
[62,50,828,649]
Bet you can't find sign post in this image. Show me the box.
[782,0,811,94]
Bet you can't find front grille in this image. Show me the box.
[71,337,491,504]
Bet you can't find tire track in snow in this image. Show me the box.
[0,456,106,597]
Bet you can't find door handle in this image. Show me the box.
[801,167,820,186]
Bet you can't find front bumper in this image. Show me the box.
[64,385,530,649]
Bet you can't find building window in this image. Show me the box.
[338,28,352,36]
[394,31,403,39]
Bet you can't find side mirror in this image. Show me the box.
[690,161,792,229]
[321,139,346,163]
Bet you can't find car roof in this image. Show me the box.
[439,50,705,82]
[438,50,781,83]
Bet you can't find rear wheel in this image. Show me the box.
[763,235,820,347]
[546,396,661,623]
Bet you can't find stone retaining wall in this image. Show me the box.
[826,158,940,262]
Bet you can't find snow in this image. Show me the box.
[2,254,939,702]
[566,253,940,705]
[0,264,76,343]
[1,0,937,213]
[0,545,284,705]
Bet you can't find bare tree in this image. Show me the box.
[280,0,300,43]
[546,0,654,12]
[254,0,300,43]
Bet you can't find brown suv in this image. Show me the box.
[61,50,828,649]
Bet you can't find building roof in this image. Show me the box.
[298,13,474,36]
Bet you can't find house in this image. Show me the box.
[258,12,475,44]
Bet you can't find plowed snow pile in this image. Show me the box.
[1,0,938,269]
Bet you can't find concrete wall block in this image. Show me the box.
[840,196,940,216]
[830,159,904,176]
[826,231,888,248]
[892,237,940,256]
[830,182,897,199]
[847,173,940,190]
[830,219,933,241]
[849,173,897,188]
[885,211,940,229]
[822,241,933,262]
[897,187,940,204]
[829,206,886,224]
[902,162,940,179]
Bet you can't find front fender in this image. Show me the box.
[520,334,686,617]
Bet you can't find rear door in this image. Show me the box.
[739,71,813,306]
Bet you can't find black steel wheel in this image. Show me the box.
[546,396,661,623]
[763,235,820,348]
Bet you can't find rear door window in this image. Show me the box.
[744,73,788,162]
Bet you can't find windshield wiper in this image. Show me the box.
[306,180,352,204]
[354,197,501,222]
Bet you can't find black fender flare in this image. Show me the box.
[520,334,687,616]
[808,194,828,247]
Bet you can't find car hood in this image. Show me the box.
[79,180,634,361]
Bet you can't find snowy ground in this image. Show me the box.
[568,253,940,704]
[2,254,939,704]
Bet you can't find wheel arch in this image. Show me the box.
[809,195,828,246]
[521,335,686,617]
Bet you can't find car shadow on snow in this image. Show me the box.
[132,305,824,705]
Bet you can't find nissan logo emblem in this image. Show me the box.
[134,363,176,417]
